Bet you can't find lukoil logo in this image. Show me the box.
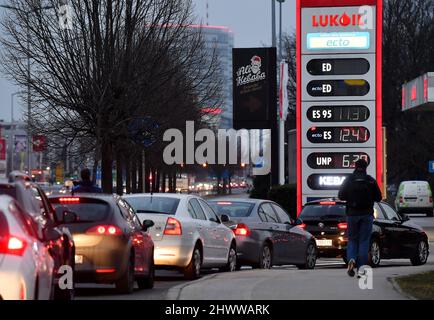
[311,6,374,30]
[312,13,364,28]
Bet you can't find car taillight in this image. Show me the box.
[430,197,433,203]
[164,217,182,235]
[0,235,27,256]
[297,223,306,229]
[338,222,348,230]
[86,225,123,236]
[320,201,336,205]
[59,197,80,203]
[400,196,404,204]
[234,224,250,237]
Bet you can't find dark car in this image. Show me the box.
[0,181,75,299]
[209,199,317,270]
[299,199,430,267]
[49,194,155,293]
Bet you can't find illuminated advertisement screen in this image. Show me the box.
[307,152,370,169]
[307,105,370,122]
[307,174,351,190]
[307,32,370,50]
[307,127,370,144]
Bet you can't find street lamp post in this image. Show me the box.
[9,92,25,175]
[0,4,54,175]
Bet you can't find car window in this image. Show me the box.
[29,185,55,222]
[210,201,255,218]
[199,199,220,223]
[380,203,400,221]
[189,198,207,221]
[188,202,197,219]
[125,196,180,215]
[50,198,110,223]
[258,203,279,223]
[373,203,386,220]
[271,204,292,224]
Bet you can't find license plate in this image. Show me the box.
[316,239,333,247]
[75,255,83,264]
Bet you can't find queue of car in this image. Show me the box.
[0,174,431,300]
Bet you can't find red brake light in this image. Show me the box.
[234,224,250,237]
[217,202,232,205]
[59,197,80,203]
[0,236,27,256]
[298,223,306,229]
[399,196,403,204]
[430,197,433,203]
[86,225,122,236]
[164,217,182,236]
[320,201,336,205]
[338,222,348,230]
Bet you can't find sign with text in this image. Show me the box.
[233,47,277,129]
[297,0,383,212]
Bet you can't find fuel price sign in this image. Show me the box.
[296,0,383,211]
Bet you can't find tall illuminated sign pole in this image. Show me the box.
[296,0,383,213]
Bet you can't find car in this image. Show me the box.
[395,181,433,217]
[0,181,75,299]
[123,193,237,280]
[299,199,430,267]
[8,171,32,183]
[209,199,318,270]
[48,194,155,293]
[0,195,54,300]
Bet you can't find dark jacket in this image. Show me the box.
[338,170,382,216]
[72,181,103,194]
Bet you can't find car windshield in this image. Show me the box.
[124,196,180,215]
[50,198,110,223]
[210,201,255,218]
[300,204,346,219]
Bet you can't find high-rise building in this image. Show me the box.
[190,25,234,129]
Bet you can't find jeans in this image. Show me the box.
[346,214,374,268]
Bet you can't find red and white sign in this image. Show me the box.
[0,138,6,161]
[33,135,47,152]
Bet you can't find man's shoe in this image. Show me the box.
[347,259,356,277]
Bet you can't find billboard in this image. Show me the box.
[232,47,277,130]
[296,0,383,212]
[33,135,47,152]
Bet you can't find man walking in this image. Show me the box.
[338,159,382,277]
[72,168,103,194]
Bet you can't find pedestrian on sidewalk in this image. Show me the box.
[72,168,103,194]
[338,159,382,278]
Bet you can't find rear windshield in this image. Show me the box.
[210,202,254,218]
[50,198,110,222]
[124,196,180,215]
[300,204,346,219]
[0,184,17,199]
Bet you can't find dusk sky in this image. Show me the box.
[0,0,296,122]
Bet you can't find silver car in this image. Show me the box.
[123,194,237,279]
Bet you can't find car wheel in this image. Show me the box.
[368,239,381,268]
[221,245,237,272]
[410,240,429,266]
[297,242,317,270]
[116,254,135,294]
[255,244,272,269]
[184,247,202,280]
[137,256,155,290]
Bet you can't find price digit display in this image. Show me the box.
[307,153,371,169]
[307,127,370,144]
[308,106,370,122]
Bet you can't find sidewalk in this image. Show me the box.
[167,255,434,300]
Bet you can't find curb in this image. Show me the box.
[388,277,417,300]
[166,273,220,300]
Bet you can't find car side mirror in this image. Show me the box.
[142,220,155,231]
[62,211,77,224]
[401,214,410,222]
[220,214,230,223]
[294,218,304,226]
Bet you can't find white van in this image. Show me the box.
[395,181,433,217]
